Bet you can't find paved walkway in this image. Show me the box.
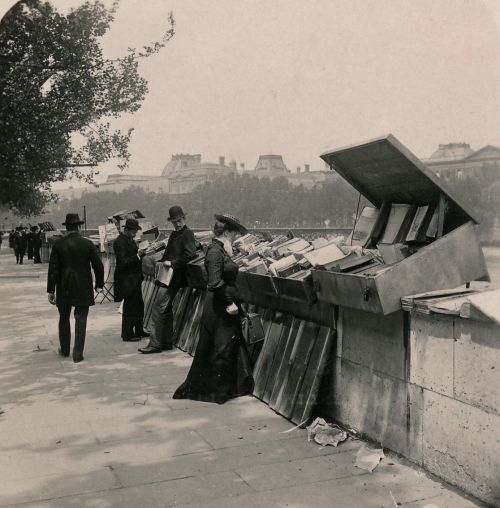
[0,245,484,508]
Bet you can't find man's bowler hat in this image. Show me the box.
[62,213,84,226]
[214,213,248,235]
[123,218,142,231]
[167,206,185,222]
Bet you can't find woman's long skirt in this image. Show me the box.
[173,292,253,404]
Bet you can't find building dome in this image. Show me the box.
[161,154,202,177]
[429,143,473,162]
[253,154,289,174]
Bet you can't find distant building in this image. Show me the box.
[98,174,168,193]
[246,154,335,189]
[162,154,237,194]
[55,152,337,198]
[425,142,500,180]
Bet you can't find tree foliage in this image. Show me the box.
[0,0,174,215]
[34,173,361,229]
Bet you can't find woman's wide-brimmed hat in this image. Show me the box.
[214,213,248,235]
[123,218,142,231]
[167,206,186,222]
[62,213,84,226]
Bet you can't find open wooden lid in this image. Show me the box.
[320,134,478,224]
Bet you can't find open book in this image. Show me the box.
[155,262,173,286]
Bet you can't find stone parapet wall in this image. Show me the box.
[319,308,500,506]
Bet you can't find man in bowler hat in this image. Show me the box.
[113,218,148,341]
[139,206,196,354]
[47,213,104,363]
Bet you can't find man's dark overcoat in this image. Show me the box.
[47,231,104,307]
[15,232,27,255]
[113,233,143,302]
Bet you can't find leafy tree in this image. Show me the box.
[0,0,174,215]
[33,173,361,229]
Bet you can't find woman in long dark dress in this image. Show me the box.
[173,214,254,404]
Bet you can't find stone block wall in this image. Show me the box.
[411,314,500,505]
[319,307,500,506]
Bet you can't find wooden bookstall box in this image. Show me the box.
[273,274,317,306]
[245,272,279,300]
[236,271,254,302]
[312,134,489,315]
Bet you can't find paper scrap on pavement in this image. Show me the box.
[306,417,348,447]
[355,444,385,472]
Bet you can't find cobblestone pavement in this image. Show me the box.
[0,245,485,507]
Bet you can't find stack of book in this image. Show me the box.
[304,243,346,268]
[269,255,302,278]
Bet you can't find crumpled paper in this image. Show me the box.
[306,417,348,447]
[354,444,385,472]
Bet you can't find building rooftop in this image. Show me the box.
[427,143,474,162]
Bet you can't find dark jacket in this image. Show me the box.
[113,233,142,302]
[15,232,27,253]
[159,226,196,289]
[205,239,239,308]
[47,231,104,307]
[32,232,42,249]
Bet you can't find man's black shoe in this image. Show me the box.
[73,356,84,363]
[136,332,150,338]
[138,346,161,354]
[162,345,173,351]
[122,337,141,342]
[58,348,69,357]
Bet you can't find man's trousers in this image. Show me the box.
[148,286,178,350]
[121,285,145,339]
[57,304,89,360]
[33,248,41,264]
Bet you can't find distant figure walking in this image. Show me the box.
[26,227,34,260]
[47,213,104,363]
[15,227,27,264]
[8,229,15,250]
[32,226,42,264]
[113,218,148,341]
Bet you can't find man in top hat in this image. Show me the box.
[47,213,104,363]
[113,218,148,341]
[139,206,197,354]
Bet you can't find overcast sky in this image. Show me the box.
[3,0,500,183]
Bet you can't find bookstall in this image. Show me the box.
[313,134,489,314]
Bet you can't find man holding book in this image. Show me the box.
[139,206,197,354]
[113,218,148,341]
